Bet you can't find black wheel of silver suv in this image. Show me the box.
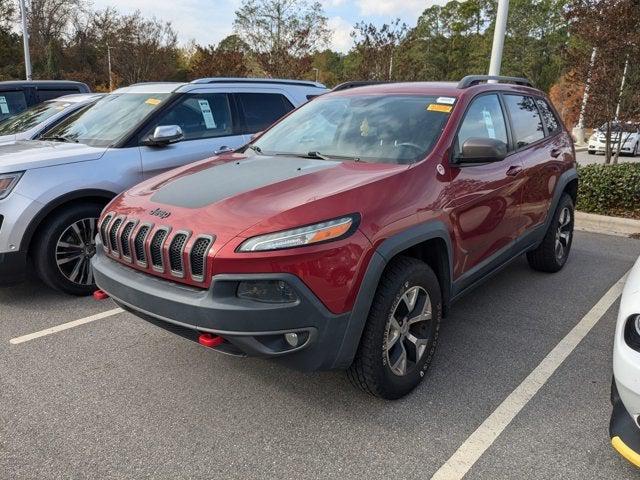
[33,203,102,296]
[348,256,442,400]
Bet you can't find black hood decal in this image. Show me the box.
[150,156,339,209]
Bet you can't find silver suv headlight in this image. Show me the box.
[237,214,359,252]
[0,172,23,200]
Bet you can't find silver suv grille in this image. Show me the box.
[100,213,214,284]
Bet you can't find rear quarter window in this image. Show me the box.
[0,91,28,121]
[535,98,561,135]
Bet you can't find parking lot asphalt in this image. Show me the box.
[1,231,639,479]
[575,149,640,166]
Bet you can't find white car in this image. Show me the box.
[588,122,640,156]
[611,256,640,468]
[0,93,103,143]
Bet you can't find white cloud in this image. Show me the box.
[327,16,354,53]
[356,0,434,17]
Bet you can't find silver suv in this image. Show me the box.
[0,78,326,294]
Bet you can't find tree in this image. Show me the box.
[188,35,266,79]
[566,0,640,163]
[348,19,407,81]
[233,0,330,77]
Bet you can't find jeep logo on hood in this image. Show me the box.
[150,208,171,219]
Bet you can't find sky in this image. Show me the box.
[93,0,444,53]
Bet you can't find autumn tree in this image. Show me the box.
[566,0,640,163]
[348,19,407,81]
[233,0,330,77]
[189,35,265,78]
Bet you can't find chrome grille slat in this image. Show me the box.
[100,214,113,248]
[120,221,136,260]
[134,225,151,265]
[150,229,169,271]
[189,237,212,281]
[169,233,188,275]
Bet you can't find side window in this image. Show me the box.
[535,98,560,136]
[0,91,28,121]
[37,89,79,102]
[504,95,544,148]
[457,94,508,152]
[237,93,294,133]
[145,93,233,141]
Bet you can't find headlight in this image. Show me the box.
[237,214,358,252]
[0,172,23,200]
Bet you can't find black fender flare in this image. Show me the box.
[331,220,453,369]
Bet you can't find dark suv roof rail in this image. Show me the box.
[190,77,325,88]
[332,81,390,92]
[458,75,533,89]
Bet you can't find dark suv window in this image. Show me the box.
[36,89,80,102]
[237,93,294,132]
[535,98,560,136]
[457,94,508,152]
[145,93,233,141]
[0,91,28,121]
[504,95,544,148]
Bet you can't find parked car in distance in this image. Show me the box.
[610,256,640,468]
[0,78,327,295]
[92,75,578,399]
[588,121,640,156]
[0,80,91,122]
[0,93,103,143]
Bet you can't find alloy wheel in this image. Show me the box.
[55,217,98,285]
[384,285,432,376]
[555,207,572,261]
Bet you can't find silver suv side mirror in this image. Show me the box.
[146,125,184,146]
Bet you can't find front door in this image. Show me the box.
[139,92,246,179]
[446,93,526,283]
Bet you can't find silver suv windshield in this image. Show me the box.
[0,100,77,135]
[251,94,452,164]
[42,93,170,147]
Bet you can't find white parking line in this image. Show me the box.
[9,308,124,345]
[431,272,628,480]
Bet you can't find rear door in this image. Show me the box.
[447,93,526,280]
[138,91,245,179]
[505,95,567,232]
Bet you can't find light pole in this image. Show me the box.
[312,67,319,83]
[488,0,509,80]
[574,46,597,145]
[107,43,113,92]
[19,0,32,80]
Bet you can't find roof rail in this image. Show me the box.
[190,77,325,88]
[457,75,533,89]
[332,81,389,92]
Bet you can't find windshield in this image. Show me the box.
[0,100,78,135]
[42,93,170,147]
[598,122,638,133]
[251,95,452,164]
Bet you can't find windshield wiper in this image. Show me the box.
[42,135,77,143]
[306,151,331,160]
[247,144,263,154]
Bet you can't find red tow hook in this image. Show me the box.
[93,289,109,300]
[198,332,224,348]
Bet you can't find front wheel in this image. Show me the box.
[33,203,103,295]
[347,257,442,400]
[526,193,574,273]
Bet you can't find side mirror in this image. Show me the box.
[456,137,507,164]
[145,125,184,146]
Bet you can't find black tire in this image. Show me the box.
[33,203,103,296]
[526,193,574,273]
[347,256,442,400]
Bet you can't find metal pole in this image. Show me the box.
[107,44,113,92]
[312,67,319,83]
[19,0,32,80]
[615,55,629,121]
[488,0,509,79]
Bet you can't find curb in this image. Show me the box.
[574,145,588,153]
[575,211,640,238]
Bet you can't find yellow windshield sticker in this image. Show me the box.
[145,98,162,106]
[427,104,452,113]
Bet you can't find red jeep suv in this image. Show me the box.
[92,76,577,399]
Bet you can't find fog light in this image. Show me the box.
[237,280,298,303]
[624,315,640,351]
[284,332,299,347]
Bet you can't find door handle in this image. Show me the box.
[214,146,233,154]
[550,148,562,158]
[506,165,523,177]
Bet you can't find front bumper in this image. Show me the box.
[91,244,352,371]
[611,380,640,468]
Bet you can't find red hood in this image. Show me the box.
[107,152,407,251]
